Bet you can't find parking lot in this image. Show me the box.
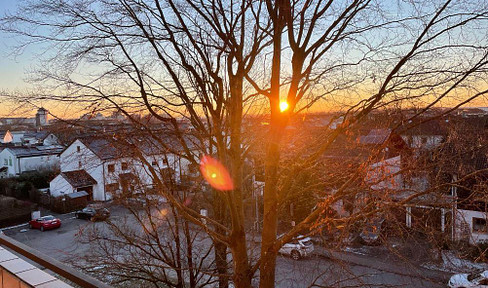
[2,205,450,288]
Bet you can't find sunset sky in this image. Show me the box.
[0,0,487,119]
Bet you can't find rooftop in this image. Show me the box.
[61,170,98,188]
[4,146,64,158]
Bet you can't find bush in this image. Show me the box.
[0,169,56,202]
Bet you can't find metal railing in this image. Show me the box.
[0,233,111,288]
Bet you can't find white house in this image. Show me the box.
[455,209,488,244]
[0,131,26,144]
[50,136,193,201]
[49,170,97,200]
[22,131,60,146]
[399,120,446,151]
[0,146,63,176]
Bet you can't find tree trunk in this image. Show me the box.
[228,73,252,288]
[259,113,287,288]
[260,2,286,286]
[213,189,229,288]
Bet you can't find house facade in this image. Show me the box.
[0,146,62,176]
[22,131,60,146]
[50,137,192,201]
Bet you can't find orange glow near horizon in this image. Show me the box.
[200,155,234,191]
[279,101,289,112]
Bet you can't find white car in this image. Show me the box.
[448,270,488,288]
[278,235,314,260]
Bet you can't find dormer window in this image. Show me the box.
[77,146,81,153]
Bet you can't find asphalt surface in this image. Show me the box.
[2,206,451,287]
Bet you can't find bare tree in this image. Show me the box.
[2,0,488,287]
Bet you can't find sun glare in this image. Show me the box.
[279,101,289,112]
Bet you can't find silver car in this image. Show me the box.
[448,270,488,288]
[278,235,314,260]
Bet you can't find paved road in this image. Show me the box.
[2,206,450,287]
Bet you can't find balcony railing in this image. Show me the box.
[0,233,111,288]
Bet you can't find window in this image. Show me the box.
[121,162,128,170]
[152,161,158,166]
[162,158,168,165]
[108,164,115,173]
[3,159,7,166]
[8,158,12,166]
[78,161,82,169]
[77,146,81,153]
[473,217,487,232]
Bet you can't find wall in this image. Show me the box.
[43,134,59,146]
[402,135,444,150]
[455,209,488,244]
[0,149,59,176]
[60,140,105,201]
[19,154,59,174]
[0,150,16,176]
[49,174,75,197]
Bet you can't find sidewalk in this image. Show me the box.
[314,246,449,282]
[248,234,449,282]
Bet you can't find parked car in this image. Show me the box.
[29,215,61,231]
[448,270,488,288]
[278,235,314,260]
[75,207,110,221]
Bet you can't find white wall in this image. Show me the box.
[19,154,59,173]
[0,149,16,176]
[59,139,194,201]
[0,148,59,176]
[60,140,105,201]
[43,134,59,146]
[455,209,488,244]
[50,174,76,197]
[402,135,443,150]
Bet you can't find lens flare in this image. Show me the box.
[200,155,234,191]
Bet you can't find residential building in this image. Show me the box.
[50,136,194,201]
[0,146,63,176]
[22,131,60,146]
[398,119,447,151]
[0,131,26,144]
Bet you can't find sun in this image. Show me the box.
[279,101,289,112]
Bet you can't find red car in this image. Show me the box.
[29,215,61,231]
